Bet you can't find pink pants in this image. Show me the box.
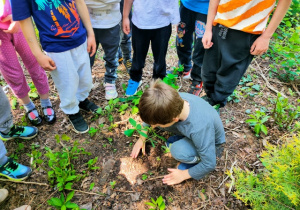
[0,30,49,99]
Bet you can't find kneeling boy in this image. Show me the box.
[131,80,225,185]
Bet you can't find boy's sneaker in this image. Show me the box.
[126,79,142,96]
[26,108,42,126]
[188,82,203,96]
[104,83,118,100]
[124,60,132,73]
[68,112,89,134]
[0,189,8,203]
[79,98,99,113]
[42,106,56,124]
[0,158,32,181]
[182,68,192,79]
[0,125,38,141]
[177,162,197,170]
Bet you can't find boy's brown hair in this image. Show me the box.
[138,79,184,125]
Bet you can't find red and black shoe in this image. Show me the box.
[42,106,56,124]
[188,82,203,96]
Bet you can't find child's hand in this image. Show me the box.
[202,30,213,49]
[87,35,96,57]
[36,54,56,71]
[1,15,20,34]
[130,138,145,158]
[250,35,270,55]
[122,17,130,35]
[162,168,191,185]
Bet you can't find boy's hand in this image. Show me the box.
[36,54,56,71]
[162,168,191,185]
[202,30,213,49]
[122,17,130,35]
[130,138,146,158]
[250,35,270,55]
[1,15,20,34]
[87,35,96,57]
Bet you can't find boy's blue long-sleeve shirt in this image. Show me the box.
[161,93,225,180]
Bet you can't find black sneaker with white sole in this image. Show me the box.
[79,98,99,113]
[68,112,89,134]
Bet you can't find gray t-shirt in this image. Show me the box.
[161,93,225,180]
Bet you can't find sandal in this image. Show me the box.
[26,108,42,126]
[42,106,56,124]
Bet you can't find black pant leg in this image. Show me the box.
[130,24,151,82]
[151,24,172,79]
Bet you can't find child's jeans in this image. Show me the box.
[170,137,200,164]
[0,86,13,134]
[176,4,207,85]
[130,23,171,82]
[90,24,120,84]
[47,40,93,114]
[0,30,49,98]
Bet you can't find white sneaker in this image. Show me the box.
[104,83,118,100]
[14,205,31,210]
[0,189,8,203]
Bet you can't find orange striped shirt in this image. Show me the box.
[213,0,276,34]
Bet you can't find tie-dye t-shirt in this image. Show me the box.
[11,0,86,52]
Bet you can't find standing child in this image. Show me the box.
[11,0,99,134]
[176,0,209,96]
[201,0,292,108]
[0,0,55,126]
[130,80,225,185]
[123,0,180,96]
[86,0,121,100]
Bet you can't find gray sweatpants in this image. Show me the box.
[0,86,12,160]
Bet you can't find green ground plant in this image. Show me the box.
[246,110,270,136]
[145,196,166,210]
[47,191,80,210]
[162,65,183,89]
[232,135,300,210]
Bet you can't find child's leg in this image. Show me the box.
[130,24,151,82]
[176,4,195,73]
[202,26,258,107]
[151,24,172,80]
[190,13,207,86]
[13,31,50,96]
[170,137,200,164]
[0,87,13,135]
[97,25,120,84]
[0,31,30,99]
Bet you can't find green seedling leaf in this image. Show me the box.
[119,103,129,112]
[252,84,260,91]
[11,98,17,110]
[65,202,78,209]
[131,106,139,115]
[138,131,148,138]
[129,118,137,127]
[261,124,268,135]
[61,134,71,141]
[66,175,77,181]
[90,182,95,190]
[254,124,261,135]
[96,107,103,115]
[64,182,73,190]
[124,129,135,137]
[48,197,63,207]
[66,191,75,202]
[61,205,66,210]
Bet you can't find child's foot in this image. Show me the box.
[126,79,142,96]
[79,98,99,113]
[42,106,56,124]
[182,68,192,80]
[124,60,132,73]
[104,83,118,100]
[26,108,42,126]
[68,112,89,134]
[188,82,203,96]
[0,125,38,141]
[177,162,197,170]
[0,158,32,181]
[0,189,8,203]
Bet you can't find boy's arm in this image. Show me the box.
[202,0,220,49]
[19,17,56,71]
[250,0,292,55]
[75,0,96,57]
[122,0,133,35]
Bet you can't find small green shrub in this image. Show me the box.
[232,135,300,210]
[145,195,166,210]
[246,110,270,136]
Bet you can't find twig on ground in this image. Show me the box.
[291,83,300,97]
[253,60,287,98]
[0,179,49,186]
[114,189,136,193]
[144,175,165,181]
[228,159,238,194]
[219,150,229,189]
[67,189,106,196]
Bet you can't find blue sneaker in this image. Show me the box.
[126,79,142,96]
[0,125,38,141]
[177,162,198,170]
[0,158,32,181]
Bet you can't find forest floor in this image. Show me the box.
[0,27,299,210]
